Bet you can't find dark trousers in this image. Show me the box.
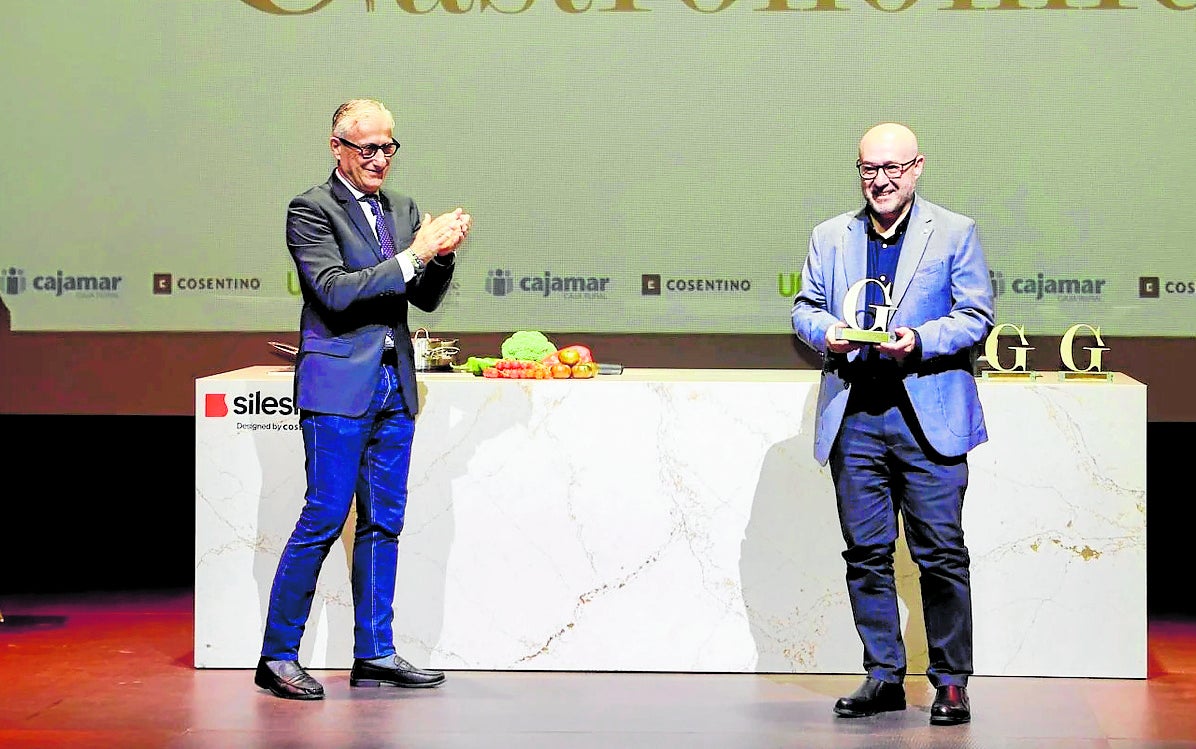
[261,361,415,662]
[829,383,973,687]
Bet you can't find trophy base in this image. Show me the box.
[982,370,1041,381]
[1058,370,1114,382]
[840,328,894,345]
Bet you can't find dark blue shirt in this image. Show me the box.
[862,210,910,329]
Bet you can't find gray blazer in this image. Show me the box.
[791,195,995,464]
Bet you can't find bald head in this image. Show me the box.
[859,123,918,161]
[857,122,923,230]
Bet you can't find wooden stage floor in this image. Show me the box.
[1,589,1194,748]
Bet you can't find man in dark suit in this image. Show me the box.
[791,123,994,725]
[255,98,471,700]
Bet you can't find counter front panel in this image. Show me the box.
[196,368,1146,677]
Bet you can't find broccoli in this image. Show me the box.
[501,330,557,361]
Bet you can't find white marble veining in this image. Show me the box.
[195,368,1146,677]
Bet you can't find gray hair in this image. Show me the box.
[331,99,395,137]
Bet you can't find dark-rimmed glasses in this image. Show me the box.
[336,137,400,160]
[856,157,918,181]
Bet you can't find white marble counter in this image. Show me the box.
[195,367,1146,677]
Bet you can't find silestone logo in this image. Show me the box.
[154,273,262,294]
[1,268,123,298]
[990,270,1105,301]
[205,391,297,418]
[205,393,229,417]
[641,273,752,295]
[486,269,611,299]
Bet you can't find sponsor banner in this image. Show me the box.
[1,2,1192,335]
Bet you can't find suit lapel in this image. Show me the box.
[890,197,932,311]
[328,172,383,256]
[840,210,869,322]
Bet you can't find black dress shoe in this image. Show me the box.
[350,654,446,689]
[930,685,971,725]
[833,676,906,717]
[254,657,325,700]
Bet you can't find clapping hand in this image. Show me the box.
[413,208,471,261]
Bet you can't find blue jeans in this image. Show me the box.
[261,362,414,661]
[829,384,973,688]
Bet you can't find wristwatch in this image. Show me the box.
[407,249,426,276]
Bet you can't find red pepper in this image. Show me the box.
[541,344,594,366]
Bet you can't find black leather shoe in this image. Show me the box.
[350,654,446,689]
[254,657,325,700]
[833,677,906,717]
[930,685,971,725]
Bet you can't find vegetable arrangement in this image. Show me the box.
[453,331,601,379]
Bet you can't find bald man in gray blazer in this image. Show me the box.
[792,123,993,726]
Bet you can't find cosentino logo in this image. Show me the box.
[1138,276,1195,298]
[641,274,752,295]
[240,0,1195,15]
[154,273,262,295]
[989,270,1106,301]
[1,267,122,298]
[485,269,611,299]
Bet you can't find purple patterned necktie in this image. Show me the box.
[363,195,398,350]
[363,196,395,258]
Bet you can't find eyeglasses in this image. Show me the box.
[856,157,918,181]
[336,137,400,160]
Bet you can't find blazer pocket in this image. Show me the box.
[909,259,948,291]
[302,336,354,358]
[916,258,946,279]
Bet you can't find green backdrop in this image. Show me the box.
[1,0,1192,335]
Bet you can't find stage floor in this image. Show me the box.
[1,589,1194,748]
